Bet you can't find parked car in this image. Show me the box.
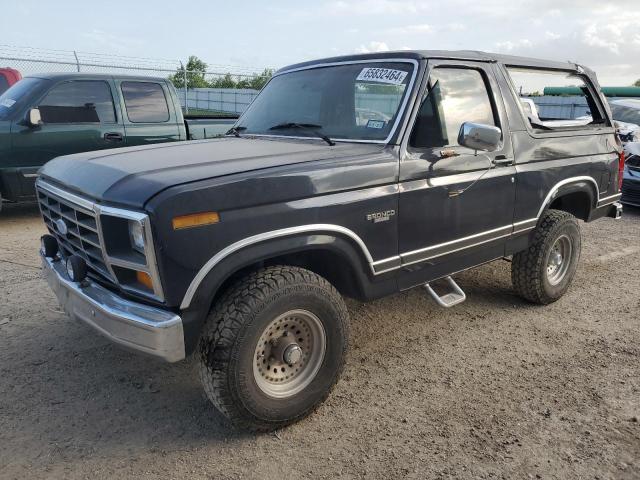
[607,98,640,206]
[621,142,640,207]
[0,67,21,95]
[37,51,623,431]
[609,98,640,127]
[609,98,640,142]
[0,73,236,210]
[613,119,640,144]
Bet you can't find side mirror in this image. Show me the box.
[457,122,502,152]
[28,108,42,127]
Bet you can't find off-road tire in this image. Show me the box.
[198,266,350,431]
[511,209,581,305]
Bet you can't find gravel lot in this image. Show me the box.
[1,203,638,480]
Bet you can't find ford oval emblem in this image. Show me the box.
[55,218,68,236]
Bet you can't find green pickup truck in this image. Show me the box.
[0,73,237,210]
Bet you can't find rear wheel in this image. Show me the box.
[198,266,350,431]
[511,209,581,304]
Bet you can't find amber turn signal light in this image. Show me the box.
[136,270,154,290]
[172,211,220,230]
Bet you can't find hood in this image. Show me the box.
[623,141,640,159]
[615,120,640,143]
[615,120,640,133]
[39,137,384,208]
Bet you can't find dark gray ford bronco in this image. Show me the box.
[37,51,624,431]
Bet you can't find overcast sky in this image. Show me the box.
[2,0,639,84]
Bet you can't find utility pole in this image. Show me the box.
[73,51,81,72]
[181,61,188,114]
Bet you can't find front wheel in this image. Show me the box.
[198,266,350,431]
[511,209,582,305]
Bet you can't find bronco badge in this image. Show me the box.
[366,210,396,223]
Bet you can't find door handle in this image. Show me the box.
[492,156,513,166]
[104,132,123,141]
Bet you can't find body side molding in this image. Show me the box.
[596,192,622,207]
[180,176,614,310]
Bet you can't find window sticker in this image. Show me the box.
[0,99,16,108]
[366,119,386,129]
[357,68,408,85]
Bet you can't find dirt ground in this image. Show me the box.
[0,202,638,480]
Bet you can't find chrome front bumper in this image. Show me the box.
[42,255,185,362]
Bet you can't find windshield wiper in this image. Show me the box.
[269,122,335,146]
[226,126,247,137]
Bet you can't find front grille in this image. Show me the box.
[37,185,115,284]
[621,178,640,206]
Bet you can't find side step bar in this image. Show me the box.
[424,276,466,308]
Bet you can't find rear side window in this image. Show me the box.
[506,67,604,130]
[39,81,116,124]
[410,67,496,148]
[121,82,169,123]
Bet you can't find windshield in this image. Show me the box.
[0,78,46,120]
[610,103,640,127]
[235,61,415,142]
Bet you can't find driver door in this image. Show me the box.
[397,61,516,289]
[11,79,125,197]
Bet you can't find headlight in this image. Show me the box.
[92,206,164,301]
[128,220,145,253]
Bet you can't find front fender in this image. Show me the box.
[178,232,394,354]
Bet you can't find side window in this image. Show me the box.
[410,68,496,149]
[39,81,116,124]
[506,67,604,130]
[121,82,170,123]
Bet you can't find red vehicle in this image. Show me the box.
[0,68,22,95]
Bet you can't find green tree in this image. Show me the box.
[634,79,640,87]
[169,55,210,89]
[248,68,274,90]
[170,58,274,91]
[211,73,237,89]
[235,78,252,89]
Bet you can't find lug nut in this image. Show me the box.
[283,344,302,366]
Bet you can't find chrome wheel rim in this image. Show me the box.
[546,234,572,285]
[253,309,326,398]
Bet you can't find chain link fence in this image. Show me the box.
[0,45,270,115]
